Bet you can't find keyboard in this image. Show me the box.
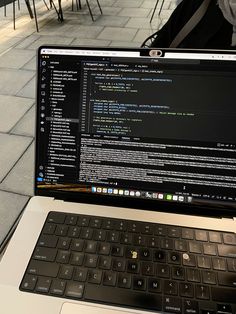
[20,211,236,314]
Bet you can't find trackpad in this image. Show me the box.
[61,302,136,314]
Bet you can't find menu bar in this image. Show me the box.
[40,48,140,57]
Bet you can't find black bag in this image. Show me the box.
[141,0,234,49]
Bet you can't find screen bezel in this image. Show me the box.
[35,45,236,218]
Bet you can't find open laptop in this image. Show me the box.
[0,46,236,314]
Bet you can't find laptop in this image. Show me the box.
[0,46,236,314]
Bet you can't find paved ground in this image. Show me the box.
[0,0,175,245]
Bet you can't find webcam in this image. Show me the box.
[149,49,163,57]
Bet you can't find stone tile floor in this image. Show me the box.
[0,0,175,245]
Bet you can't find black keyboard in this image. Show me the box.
[20,211,236,313]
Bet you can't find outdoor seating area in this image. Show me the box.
[0,0,175,246]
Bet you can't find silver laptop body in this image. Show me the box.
[0,47,235,314]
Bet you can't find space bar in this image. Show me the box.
[84,284,162,311]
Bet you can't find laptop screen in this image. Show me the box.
[36,46,236,214]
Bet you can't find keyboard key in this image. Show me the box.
[182,228,194,240]
[141,224,153,235]
[59,265,74,280]
[115,221,127,232]
[133,276,146,291]
[90,218,102,228]
[68,226,80,238]
[77,216,89,227]
[42,223,56,235]
[57,237,71,250]
[227,258,236,272]
[163,296,182,313]
[98,242,110,255]
[156,264,170,278]
[127,222,141,233]
[120,233,132,244]
[126,247,139,259]
[187,269,200,283]
[164,280,178,295]
[179,282,194,298]
[65,215,77,225]
[175,239,188,252]
[218,244,236,258]
[196,285,210,300]
[203,243,217,255]
[102,219,115,230]
[147,236,159,248]
[107,231,120,242]
[38,235,58,248]
[201,310,215,314]
[154,225,167,236]
[112,258,125,272]
[88,269,102,284]
[218,273,236,287]
[127,261,139,273]
[48,212,65,224]
[70,252,84,266]
[71,239,84,252]
[33,247,57,262]
[195,230,208,242]
[148,278,162,293]
[103,271,117,286]
[56,250,70,264]
[35,277,51,293]
[212,257,226,271]
[65,282,84,299]
[84,254,98,268]
[118,273,131,289]
[168,227,181,238]
[182,253,196,267]
[141,261,154,276]
[189,241,202,254]
[133,235,146,246]
[21,275,37,291]
[93,229,106,241]
[55,225,68,236]
[139,248,151,260]
[223,233,236,245]
[80,227,93,240]
[111,245,123,257]
[84,240,97,253]
[27,260,59,277]
[169,252,181,265]
[217,304,232,313]
[202,270,217,285]
[197,256,211,269]
[74,267,88,282]
[183,300,198,314]
[50,279,66,295]
[161,238,174,250]
[154,250,166,262]
[99,256,112,270]
[172,266,185,280]
[209,231,222,243]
